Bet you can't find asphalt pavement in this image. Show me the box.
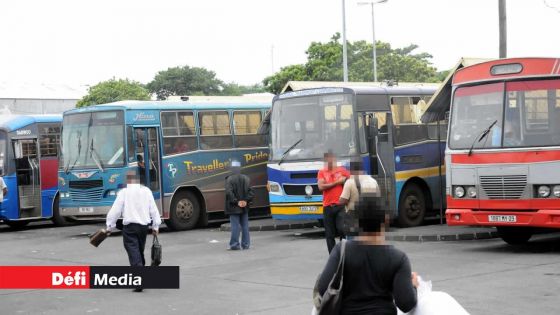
[0,220,559,315]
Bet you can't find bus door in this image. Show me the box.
[12,138,42,218]
[133,127,162,213]
[365,111,397,212]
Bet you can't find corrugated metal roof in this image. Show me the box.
[0,82,88,100]
[282,81,440,93]
[420,58,492,123]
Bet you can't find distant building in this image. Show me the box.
[0,82,87,114]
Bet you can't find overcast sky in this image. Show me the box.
[1,0,559,86]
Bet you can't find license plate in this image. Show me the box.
[300,206,318,212]
[79,207,94,213]
[488,215,516,223]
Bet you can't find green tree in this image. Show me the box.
[263,34,441,94]
[147,65,224,100]
[77,79,150,107]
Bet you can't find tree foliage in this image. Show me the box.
[263,33,442,94]
[77,78,150,107]
[146,66,224,100]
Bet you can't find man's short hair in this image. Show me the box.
[126,170,139,182]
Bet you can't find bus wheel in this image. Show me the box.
[52,195,72,226]
[398,183,426,227]
[497,227,532,245]
[167,191,200,231]
[6,220,29,229]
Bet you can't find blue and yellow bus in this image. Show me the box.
[0,115,66,227]
[267,85,446,227]
[58,100,270,230]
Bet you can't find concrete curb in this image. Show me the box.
[294,228,499,242]
[220,221,319,232]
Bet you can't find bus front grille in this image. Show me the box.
[479,175,527,199]
[70,188,104,202]
[69,180,104,202]
[69,180,103,189]
[283,184,320,196]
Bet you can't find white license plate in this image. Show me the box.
[79,207,94,213]
[488,215,516,223]
[300,206,318,212]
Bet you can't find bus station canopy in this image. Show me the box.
[420,58,491,123]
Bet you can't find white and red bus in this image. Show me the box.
[445,57,560,244]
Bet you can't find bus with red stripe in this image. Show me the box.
[0,115,66,228]
[444,57,560,244]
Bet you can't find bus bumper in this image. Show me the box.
[446,209,560,228]
[60,206,112,219]
[270,203,324,220]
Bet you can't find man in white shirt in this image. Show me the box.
[106,171,161,271]
[0,176,7,203]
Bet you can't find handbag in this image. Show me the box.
[89,229,108,247]
[317,239,347,315]
[151,234,162,266]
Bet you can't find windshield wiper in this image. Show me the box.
[90,138,104,172]
[65,131,82,174]
[467,120,497,156]
[278,139,303,165]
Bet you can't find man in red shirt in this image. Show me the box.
[317,152,350,253]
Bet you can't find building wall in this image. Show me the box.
[0,98,78,114]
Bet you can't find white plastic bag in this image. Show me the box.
[398,276,469,315]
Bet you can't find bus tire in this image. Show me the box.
[167,191,200,231]
[6,220,29,229]
[497,226,532,245]
[52,196,72,226]
[398,183,426,227]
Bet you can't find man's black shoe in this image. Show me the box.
[133,288,143,292]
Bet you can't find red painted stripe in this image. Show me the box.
[453,58,560,85]
[40,159,59,190]
[447,195,560,210]
[506,79,560,92]
[451,150,560,164]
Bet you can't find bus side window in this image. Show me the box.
[391,96,428,145]
[199,111,233,150]
[233,110,265,148]
[39,123,60,158]
[161,111,197,155]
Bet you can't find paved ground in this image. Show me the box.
[1,220,559,315]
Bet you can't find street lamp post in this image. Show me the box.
[358,0,388,82]
[342,0,349,82]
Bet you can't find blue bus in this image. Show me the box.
[0,115,67,227]
[267,86,446,227]
[58,100,270,230]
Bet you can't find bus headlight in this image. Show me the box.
[538,185,551,198]
[553,185,560,198]
[60,192,70,198]
[454,186,465,198]
[467,186,477,198]
[268,181,282,195]
[106,190,120,197]
[305,185,314,197]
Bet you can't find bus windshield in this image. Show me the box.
[0,132,5,175]
[450,80,560,149]
[61,111,125,171]
[271,93,357,161]
[449,83,504,149]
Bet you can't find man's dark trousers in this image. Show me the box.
[122,223,149,266]
[323,204,345,253]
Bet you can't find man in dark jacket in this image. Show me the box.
[225,160,254,250]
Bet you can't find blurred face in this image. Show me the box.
[324,154,336,170]
[127,173,139,185]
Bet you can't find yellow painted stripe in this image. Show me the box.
[395,165,446,182]
[270,202,323,207]
[271,206,324,215]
